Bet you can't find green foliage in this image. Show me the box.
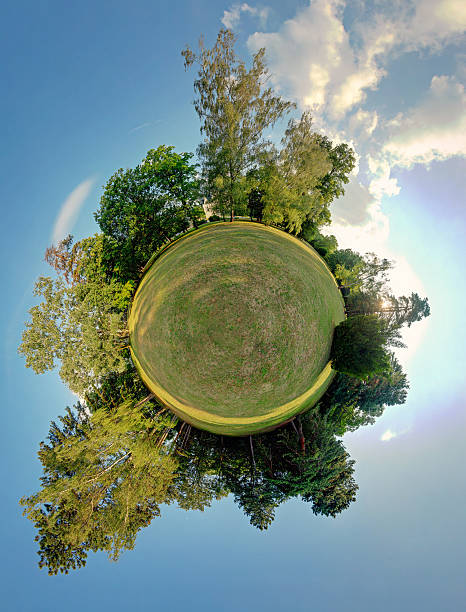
[183,28,295,219]
[331,315,393,380]
[18,274,129,396]
[332,251,392,295]
[20,401,178,575]
[347,291,430,328]
[261,111,332,233]
[320,354,409,433]
[325,248,364,275]
[18,234,136,396]
[265,415,358,517]
[247,188,264,221]
[21,404,361,574]
[243,112,355,235]
[299,224,338,258]
[83,365,150,413]
[312,135,356,205]
[95,145,200,281]
[183,29,354,230]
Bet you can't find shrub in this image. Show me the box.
[330,315,390,380]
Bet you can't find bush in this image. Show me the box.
[208,214,222,222]
[330,315,390,380]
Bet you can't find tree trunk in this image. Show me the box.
[291,418,300,439]
[134,393,155,408]
[297,417,305,455]
[249,435,256,485]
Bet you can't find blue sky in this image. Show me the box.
[1,1,465,610]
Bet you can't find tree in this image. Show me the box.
[95,146,200,281]
[299,225,338,259]
[21,399,364,572]
[169,430,228,512]
[330,315,395,380]
[20,400,179,575]
[313,135,356,206]
[179,412,358,530]
[347,291,430,328]
[265,415,358,517]
[333,251,393,294]
[18,235,133,396]
[261,111,332,233]
[242,112,356,235]
[321,354,409,432]
[182,28,295,221]
[18,274,129,396]
[326,248,364,275]
[356,354,409,411]
[377,292,430,328]
[83,365,151,414]
[247,187,265,221]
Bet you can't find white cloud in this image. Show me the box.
[326,199,390,259]
[304,64,330,107]
[367,157,401,200]
[348,109,378,137]
[248,0,354,117]
[381,428,397,441]
[246,1,399,119]
[364,74,465,204]
[248,0,466,119]
[221,3,269,30]
[329,177,375,226]
[380,426,410,441]
[397,0,466,52]
[51,178,95,245]
[382,75,466,168]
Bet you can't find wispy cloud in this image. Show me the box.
[51,178,95,245]
[222,3,269,30]
[129,121,154,134]
[128,119,162,134]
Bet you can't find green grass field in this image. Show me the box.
[129,222,345,435]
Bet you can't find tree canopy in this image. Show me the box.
[20,400,178,574]
[95,145,201,281]
[183,30,355,229]
[330,315,395,380]
[182,29,295,221]
[18,235,131,396]
[260,112,332,233]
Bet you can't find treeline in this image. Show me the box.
[18,28,429,574]
[20,397,358,574]
[298,225,430,381]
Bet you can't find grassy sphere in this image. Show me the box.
[129,222,345,435]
